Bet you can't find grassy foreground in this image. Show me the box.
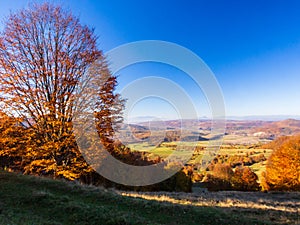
[0,171,273,225]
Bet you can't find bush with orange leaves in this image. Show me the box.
[202,163,260,191]
[262,135,300,191]
[231,166,260,191]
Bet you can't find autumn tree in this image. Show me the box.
[231,166,260,191]
[264,135,300,191]
[202,163,234,191]
[0,3,124,179]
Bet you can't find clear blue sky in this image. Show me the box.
[1,0,300,119]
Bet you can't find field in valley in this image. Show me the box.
[127,135,273,183]
[123,119,300,183]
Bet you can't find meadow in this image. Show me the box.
[0,170,299,225]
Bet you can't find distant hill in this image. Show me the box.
[226,115,300,121]
[120,118,300,143]
[252,119,300,138]
[129,115,300,123]
[119,124,151,140]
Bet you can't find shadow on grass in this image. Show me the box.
[0,171,298,225]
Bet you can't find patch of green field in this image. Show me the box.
[147,147,173,157]
[218,148,272,156]
[127,143,173,158]
[250,161,267,181]
[0,171,270,225]
[127,142,196,158]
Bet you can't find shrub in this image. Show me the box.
[201,174,233,191]
[231,166,260,191]
[212,163,234,180]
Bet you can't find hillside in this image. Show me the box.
[0,171,295,225]
[253,119,300,138]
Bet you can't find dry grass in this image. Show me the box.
[119,190,300,225]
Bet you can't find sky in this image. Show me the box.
[0,0,300,120]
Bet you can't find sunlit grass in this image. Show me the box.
[120,191,300,224]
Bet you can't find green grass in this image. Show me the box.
[0,171,272,225]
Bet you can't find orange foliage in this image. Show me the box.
[0,3,123,180]
[0,112,29,170]
[264,135,300,191]
[231,166,260,191]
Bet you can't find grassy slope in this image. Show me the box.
[0,171,271,225]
